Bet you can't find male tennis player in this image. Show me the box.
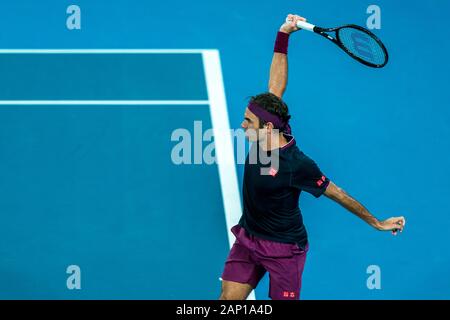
[219,14,406,300]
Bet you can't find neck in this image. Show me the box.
[260,133,288,151]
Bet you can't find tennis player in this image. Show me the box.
[219,14,406,300]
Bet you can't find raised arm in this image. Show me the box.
[269,14,306,98]
[324,181,406,235]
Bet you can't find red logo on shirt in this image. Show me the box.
[269,167,278,177]
[316,175,326,186]
[283,291,289,297]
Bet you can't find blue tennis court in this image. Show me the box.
[0,51,239,299]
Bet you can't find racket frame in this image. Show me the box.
[296,20,389,68]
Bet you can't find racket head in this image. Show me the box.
[335,24,388,68]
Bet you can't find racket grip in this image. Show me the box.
[296,20,315,32]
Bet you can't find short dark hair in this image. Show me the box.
[249,92,291,128]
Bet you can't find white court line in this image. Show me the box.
[202,50,256,301]
[0,100,209,105]
[0,49,208,54]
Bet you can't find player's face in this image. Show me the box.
[241,108,263,142]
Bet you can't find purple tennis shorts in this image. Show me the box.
[221,225,309,300]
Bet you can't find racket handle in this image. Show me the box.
[296,20,316,32]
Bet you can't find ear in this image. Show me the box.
[266,122,274,133]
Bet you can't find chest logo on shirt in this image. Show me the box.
[268,167,278,177]
[316,175,326,186]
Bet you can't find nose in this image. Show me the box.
[241,121,247,129]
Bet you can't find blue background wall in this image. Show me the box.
[0,0,449,299]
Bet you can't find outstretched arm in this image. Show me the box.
[324,181,406,235]
[269,14,305,98]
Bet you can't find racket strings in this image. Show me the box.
[337,27,387,66]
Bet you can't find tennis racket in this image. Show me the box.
[291,19,388,68]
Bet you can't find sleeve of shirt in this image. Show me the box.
[291,154,330,198]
